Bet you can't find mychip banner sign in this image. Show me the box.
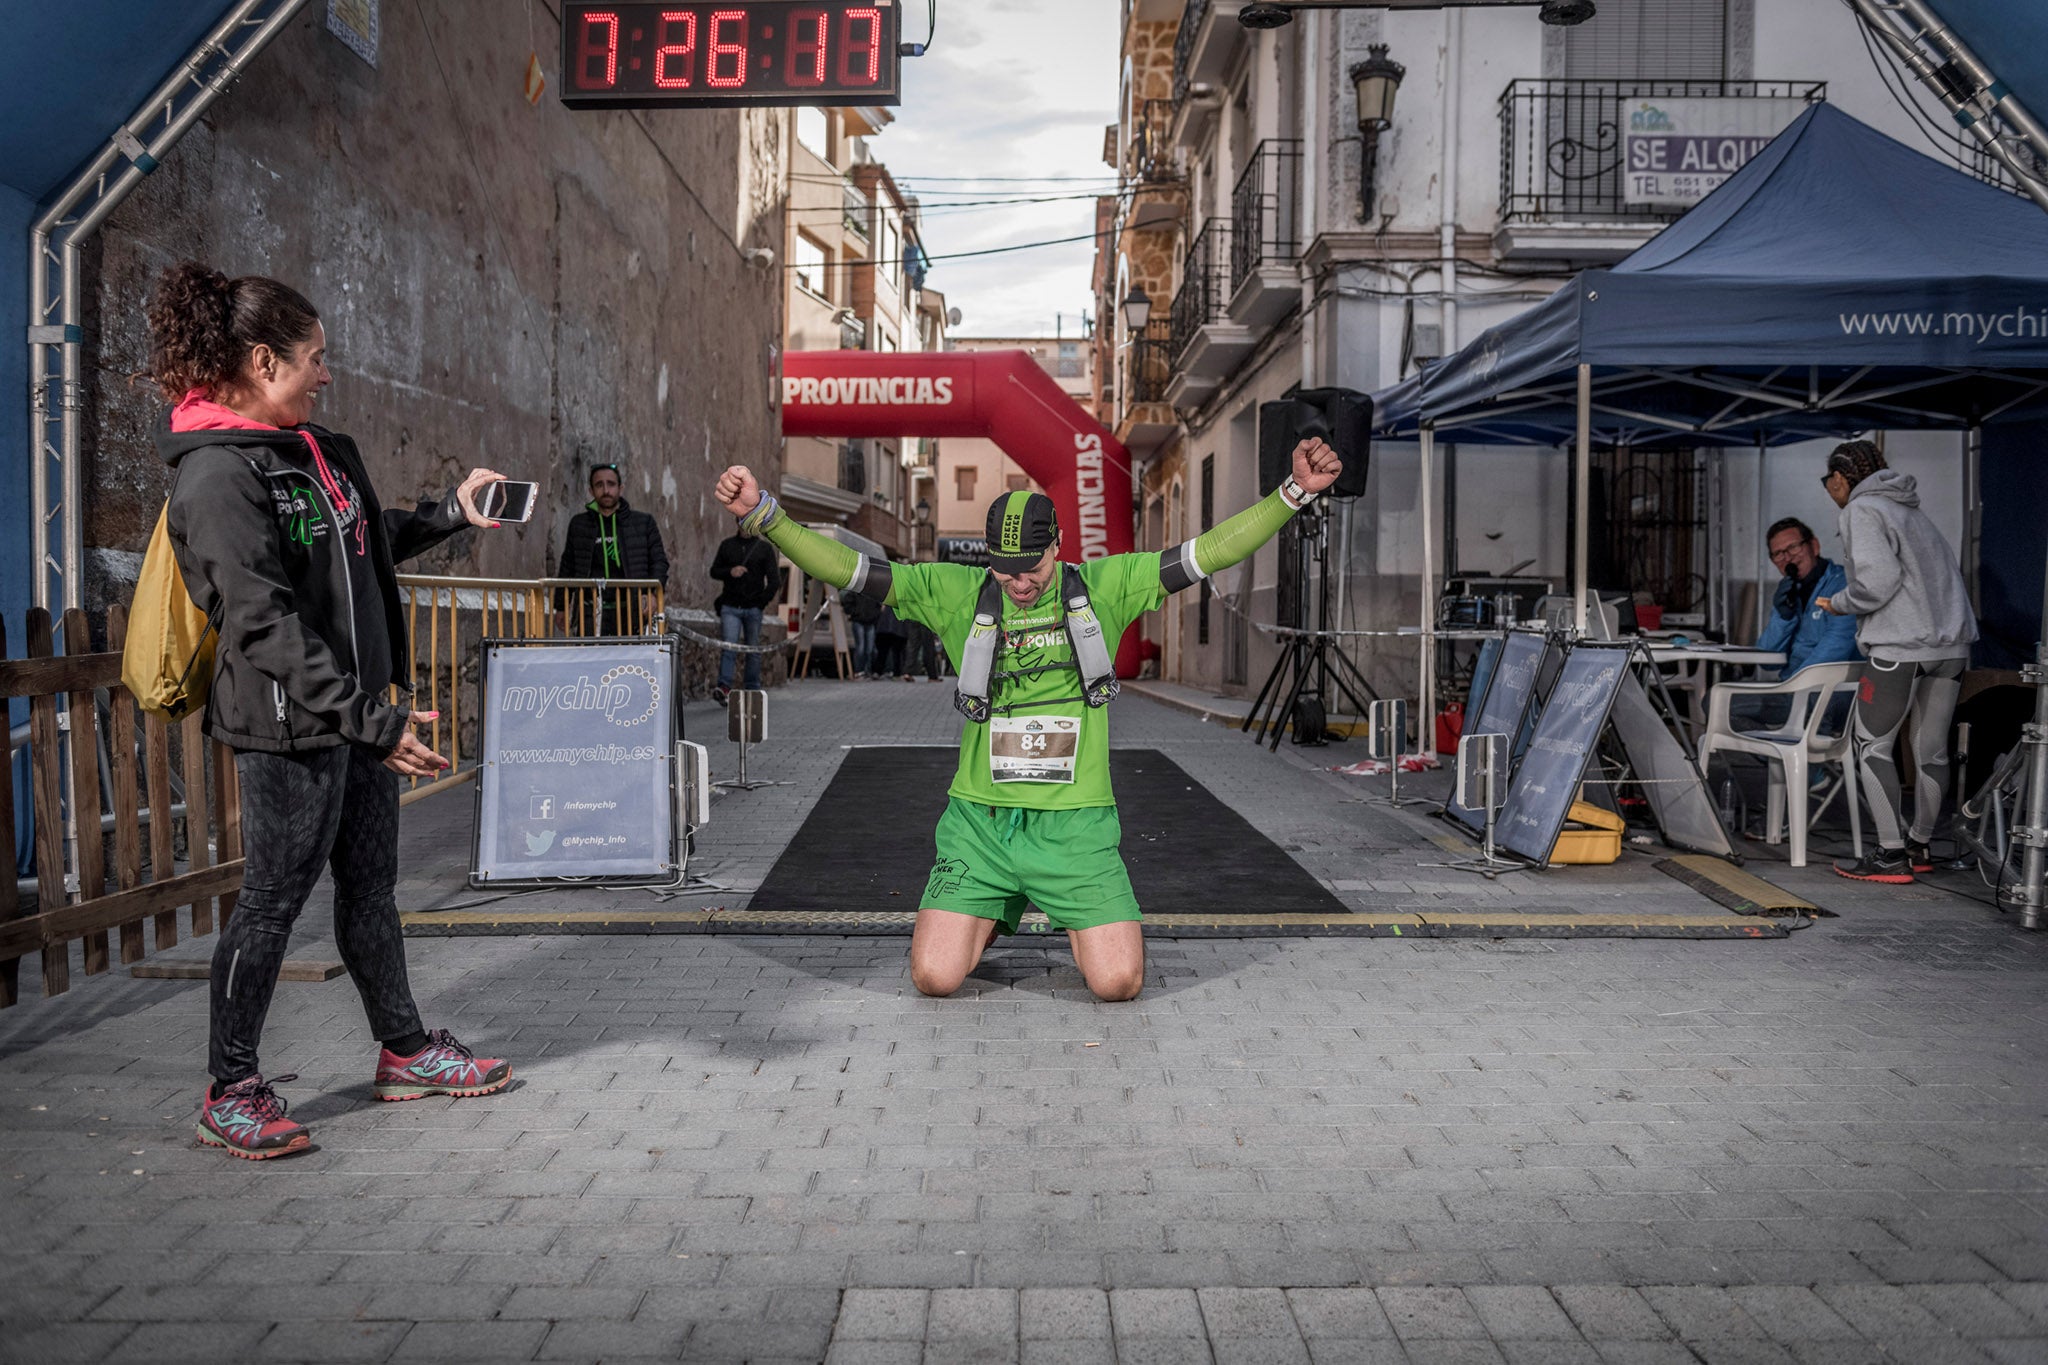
[472,639,679,886]
[1624,97,1807,208]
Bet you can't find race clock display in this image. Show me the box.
[560,1,901,109]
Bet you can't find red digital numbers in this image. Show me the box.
[654,11,697,88]
[707,10,748,88]
[562,2,894,104]
[576,10,621,88]
[786,8,827,87]
[841,8,880,85]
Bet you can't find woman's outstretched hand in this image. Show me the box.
[455,468,508,528]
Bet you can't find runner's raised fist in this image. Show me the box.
[1292,437,1344,495]
[715,465,762,517]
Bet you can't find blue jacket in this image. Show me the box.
[1756,559,1860,679]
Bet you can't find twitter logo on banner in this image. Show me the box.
[524,829,556,856]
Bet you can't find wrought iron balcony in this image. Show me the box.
[1124,320,1174,408]
[839,314,866,350]
[1499,78,1825,224]
[1127,98,1178,185]
[1170,219,1233,362]
[843,179,870,237]
[1230,138,1303,293]
[1171,0,1210,106]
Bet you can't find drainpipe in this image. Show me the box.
[28,0,312,616]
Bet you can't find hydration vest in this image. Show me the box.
[953,564,1119,724]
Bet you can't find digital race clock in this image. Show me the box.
[560,1,901,109]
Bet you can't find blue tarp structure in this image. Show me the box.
[2,3,244,878]
[1375,103,2048,448]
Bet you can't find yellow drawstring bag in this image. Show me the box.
[121,503,218,721]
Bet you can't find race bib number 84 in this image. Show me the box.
[989,715,1079,783]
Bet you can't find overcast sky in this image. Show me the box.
[877,0,1122,338]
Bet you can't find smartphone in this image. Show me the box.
[480,480,538,523]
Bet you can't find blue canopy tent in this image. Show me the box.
[1375,101,2048,917]
[1375,101,2048,637]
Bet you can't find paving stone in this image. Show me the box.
[1017,1288,1112,1341]
[1463,1288,1581,1342]
[835,1288,930,1341]
[1111,1288,1207,1338]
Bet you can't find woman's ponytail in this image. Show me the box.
[146,261,320,401]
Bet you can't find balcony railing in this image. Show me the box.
[1124,320,1174,408]
[1171,0,1210,106]
[839,314,866,350]
[1499,79,1825,223]
[1231,139,1303,289]
[1170,219,1233,361]
[1127,98,1177,185]
[843,180,870,237]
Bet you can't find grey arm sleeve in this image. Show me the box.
[847,556,893,601]
[1159,539,1205,594]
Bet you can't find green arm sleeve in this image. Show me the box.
[745,493,893,599]
[1159,488,1301,593]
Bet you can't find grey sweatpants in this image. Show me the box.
[1852,653,1966,848]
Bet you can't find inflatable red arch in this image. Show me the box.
[782,349,1141,672]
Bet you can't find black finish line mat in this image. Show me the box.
[748,746,1346,918]
[398,747,1788,939]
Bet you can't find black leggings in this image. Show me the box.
[1852,654,1967,849]
[209,745,423,1083]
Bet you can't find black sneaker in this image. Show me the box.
[711,685,730,707]
[1906,841,1935,874]
[1834,848,1915,884]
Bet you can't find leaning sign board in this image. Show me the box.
[1623,95,1809,208]
[1494,645,1631,864]
[471,639,681,888]
[1444,631,1547,833]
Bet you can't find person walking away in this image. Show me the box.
[708,523,783,704]
[149,261,511,1160]
[841,587,880,678]
[554,462,670,634]
[875,600,910,680]
[712,437,1345,1001]
[1816,440,1978,882]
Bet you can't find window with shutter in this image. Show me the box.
[1558,0,1728,80]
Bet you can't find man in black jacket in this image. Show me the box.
[554,463,670,634]
[708,525,783,701]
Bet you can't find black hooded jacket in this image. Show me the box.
[554,498,670,586]
[157,415,472,755]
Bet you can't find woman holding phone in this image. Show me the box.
[149,261,513,1159]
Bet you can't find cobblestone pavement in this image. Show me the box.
[2,682,2045,1363]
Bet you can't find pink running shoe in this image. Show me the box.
[374,1029,511,1101]
[196,1073,313,1160]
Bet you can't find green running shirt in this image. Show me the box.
[889,553,1166,811]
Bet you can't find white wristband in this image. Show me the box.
[1279,476,1319,511]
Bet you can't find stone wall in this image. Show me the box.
[81,0,787,686]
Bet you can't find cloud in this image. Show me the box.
[875,0,1120,335]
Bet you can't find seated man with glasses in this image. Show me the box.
[1727,515,1861,731]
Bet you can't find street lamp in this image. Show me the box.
[1349,45,1405,224]
[915,496,931,526]
[914,496,933,560]
[1122,284,1152,331]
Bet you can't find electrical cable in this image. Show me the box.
[1844,0,1978,170]
[781,227,1108,270]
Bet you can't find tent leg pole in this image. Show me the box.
[1574,366,1591,635]
[1420,424,1437,753]
[2018,577,2048,930]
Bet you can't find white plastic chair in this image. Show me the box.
[1699,660,1865,869]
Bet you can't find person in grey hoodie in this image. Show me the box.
[1816,440,1977,882]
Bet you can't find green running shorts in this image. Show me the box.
[921,797,1143,934]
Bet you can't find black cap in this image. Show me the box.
[984,491,1059,573]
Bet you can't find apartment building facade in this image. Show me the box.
[781,105,945,560]
[1096,0,1983,709]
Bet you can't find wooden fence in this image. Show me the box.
[1,607,244,1008]
[0,579,670,1006]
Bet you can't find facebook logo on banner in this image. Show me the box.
[531,795,555,820]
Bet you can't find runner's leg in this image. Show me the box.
[1068,921,1144,1002]
[909,908,1001,997]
